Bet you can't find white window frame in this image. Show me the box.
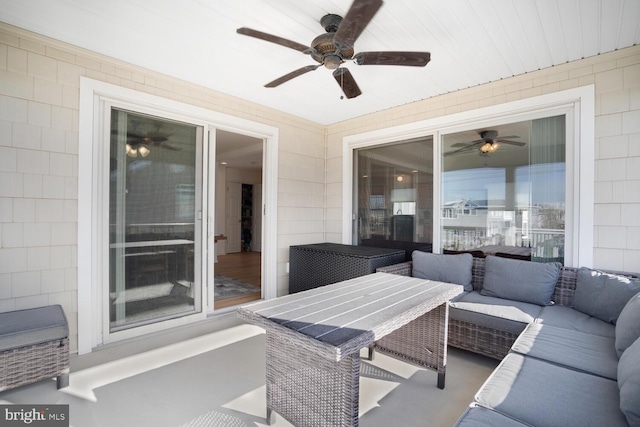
[342,85,594,268]
[78,78,279,354]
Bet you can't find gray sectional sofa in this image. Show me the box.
[377,252,640,427]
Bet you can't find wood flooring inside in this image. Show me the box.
[214,251,261,309]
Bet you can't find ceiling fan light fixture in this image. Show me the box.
[138,145,151,157]
[324,54,342,69]
[125,143,137,158]
[480,142,499,153]
[125,143,151,158]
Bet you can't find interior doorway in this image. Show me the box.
[214,130,263,309]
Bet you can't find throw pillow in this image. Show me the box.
[480,255,561,306]
[573,268,640,324]
[412,251,473,292]
[618,337,640,426]
[615,293,640,358]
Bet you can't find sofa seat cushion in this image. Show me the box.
[511,323,618,380]
[475,353,628,427]
[454,404,530,427]
[535,305,615,338]
[449,292,543,334]
[480,255,561,305]
[0,305,69,352]
[573,267,640,324]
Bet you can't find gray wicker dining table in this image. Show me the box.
[237,272,463,427]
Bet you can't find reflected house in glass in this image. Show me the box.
[441,116,566,262]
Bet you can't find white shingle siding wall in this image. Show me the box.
[327,45,640,273]
[0,24,325,352]
[0,21,638,353]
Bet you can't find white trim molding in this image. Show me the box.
[78,77,279,354]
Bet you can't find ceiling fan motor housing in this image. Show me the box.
[309,14,354,69]
[321,14,342,32]
[480,130,499,140]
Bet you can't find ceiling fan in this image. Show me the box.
[445,130,525,157]
[112,127,179,158]
[236,0,431,99]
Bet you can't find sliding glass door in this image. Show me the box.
[352,116,566,264]
[441,116,566,262]
[109,108,203,332]
[355,137,434,256]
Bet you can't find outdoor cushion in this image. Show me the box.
[0,305,69,352]
[453,404,530,427]
[616,293,640,358]
[475,353,628,427]
[511,323,618,380]
[618,337,640,426]
[449,291,542,334]
[412,251,473,292]
[535,305,615,338]
[480,255,561,305]
[573,267,640,324]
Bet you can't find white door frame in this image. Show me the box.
[78,77,279,354]
[225,182,243,253]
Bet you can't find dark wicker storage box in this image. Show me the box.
[289,243,405,293]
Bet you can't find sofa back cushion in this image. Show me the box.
[412,251,473,292]
[573,268,640,324]
[618,337,640,426]
[615,293,640,358]
[480,256,561,306]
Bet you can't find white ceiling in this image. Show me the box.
[215,129,263,170]
[1,0,639,128]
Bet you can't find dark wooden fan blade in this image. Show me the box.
[333,0,383,51]
[117,130,169,143]
[355,51,431,67]
[112,129,144,138]
[497,139,526,146]
[444,141,483,156]
[451,139,483,148]
[159,143,180,151]
[141,134,169,143]
[237,27,308,53]
[333,68,362,99]
[265,65,319,88]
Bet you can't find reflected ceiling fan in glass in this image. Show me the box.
[113,122,180,158]
[125,143,150,158]
[445,130,525,157]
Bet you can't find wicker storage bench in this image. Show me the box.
[289,243,405,293]
[0,305,70,391]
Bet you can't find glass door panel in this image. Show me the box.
[355,137,434,257]
[109,108,202,332]
[441,116,565,263]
